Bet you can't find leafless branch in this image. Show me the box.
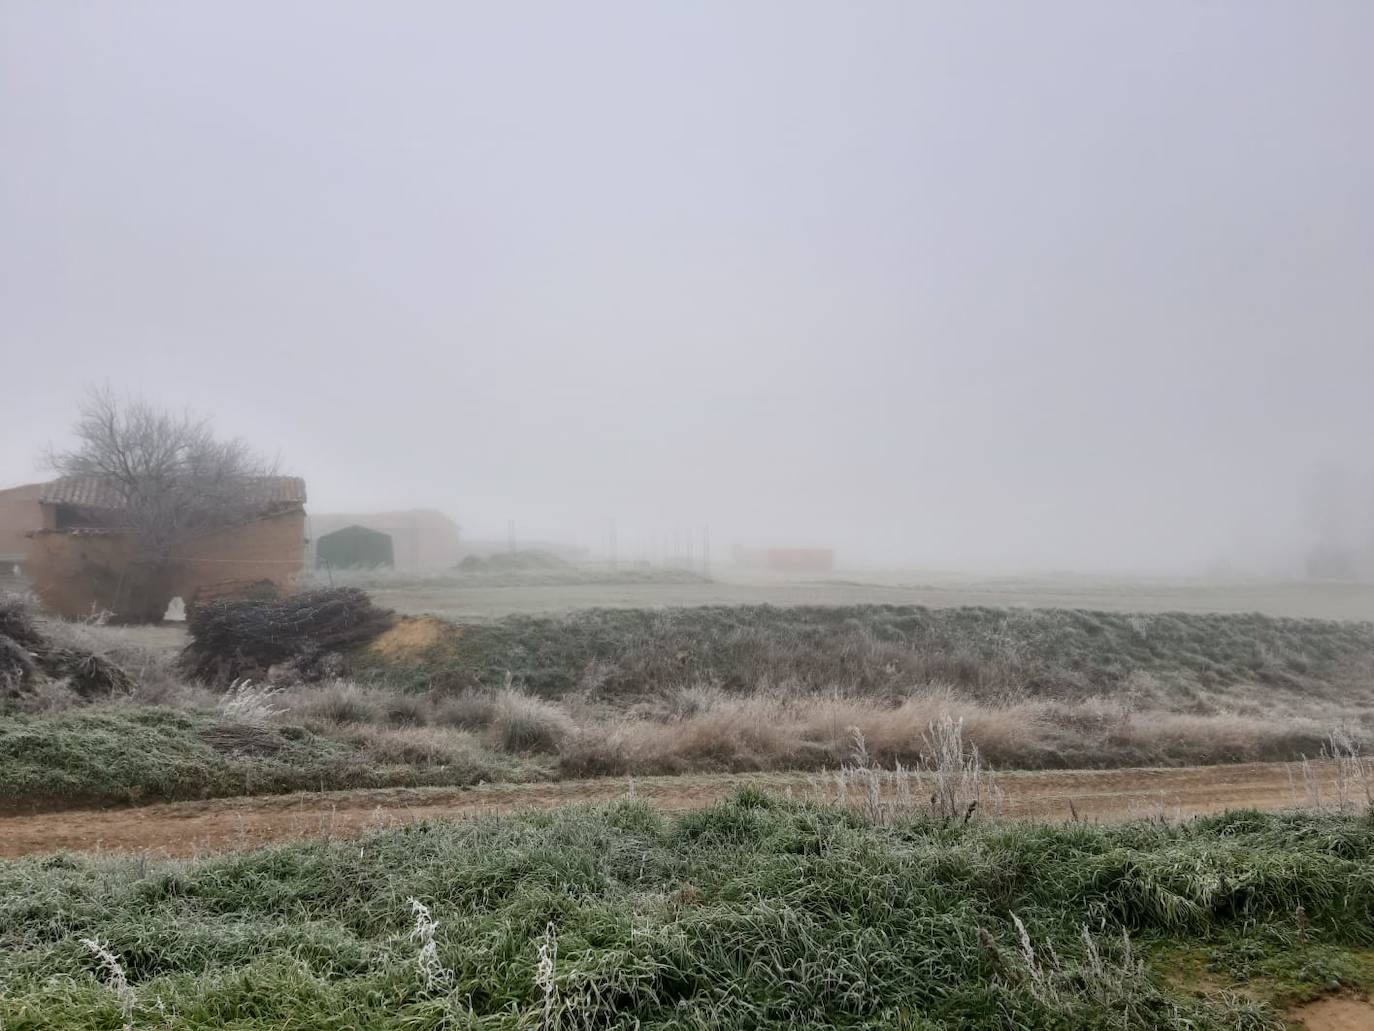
[47,386,280,560]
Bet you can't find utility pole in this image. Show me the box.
[702,523,710,577]
[507,519,516,554]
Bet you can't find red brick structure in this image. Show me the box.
[732,545,836,574]
[764,548,835,574]
[24,476,307,621]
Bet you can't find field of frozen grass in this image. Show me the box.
[359,568,1374,623]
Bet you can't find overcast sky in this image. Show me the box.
[2,2,1371,571]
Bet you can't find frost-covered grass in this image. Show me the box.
[2,795,1372,1029]
[7,601,1374,810]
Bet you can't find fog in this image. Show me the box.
[3,2,1372,573]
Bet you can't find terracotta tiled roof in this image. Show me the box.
[40,475,307,511]
[0,482,45,501]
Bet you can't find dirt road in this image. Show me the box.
[1,760,1347,859]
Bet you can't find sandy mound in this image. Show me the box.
[369,616,454,661]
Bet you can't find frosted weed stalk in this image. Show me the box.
[924,714,999,823]
[536,920,559,1030]
[1002,916,1144,1007]
[1292,727,1371,811]
[406,897,453,994]
[1325,727,1372,811]
[852,727,884,822]
[830,716,1001,824]
[80,937,135,1029]
[218,678,285,721]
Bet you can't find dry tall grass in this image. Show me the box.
[557,682,1335,776]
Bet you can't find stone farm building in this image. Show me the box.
[10,475,307,621]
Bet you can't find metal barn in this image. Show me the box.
[315,524,394,569]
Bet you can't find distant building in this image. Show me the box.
[733,545,836,574]
[23,475,306,621]
[316,524,395,569]
[765,548,835,573]
[306,509,461,573]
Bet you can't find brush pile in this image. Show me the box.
[181,587,395,684]
[0,594,136,700]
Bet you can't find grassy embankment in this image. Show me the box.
[375,604,1374,701]
[2,794,1373,1028]
[0,707,536,813]
[5,604,1373,810]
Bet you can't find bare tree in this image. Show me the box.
[47,387,279,561]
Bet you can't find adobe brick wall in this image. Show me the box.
[26,530,149,619]
[26,509,306,621]
[172,509,306,600]
[0,483,44,567]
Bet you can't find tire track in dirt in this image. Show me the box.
[0,760,1347,859]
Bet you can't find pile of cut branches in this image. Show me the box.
[0,594,136,700]
[181,587,395,684]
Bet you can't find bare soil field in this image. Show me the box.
[0,758,1346,858]
[366,570,1374,622]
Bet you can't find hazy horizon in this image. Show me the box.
[4,2,1372,573]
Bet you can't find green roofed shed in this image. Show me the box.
[316,524,394,569]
